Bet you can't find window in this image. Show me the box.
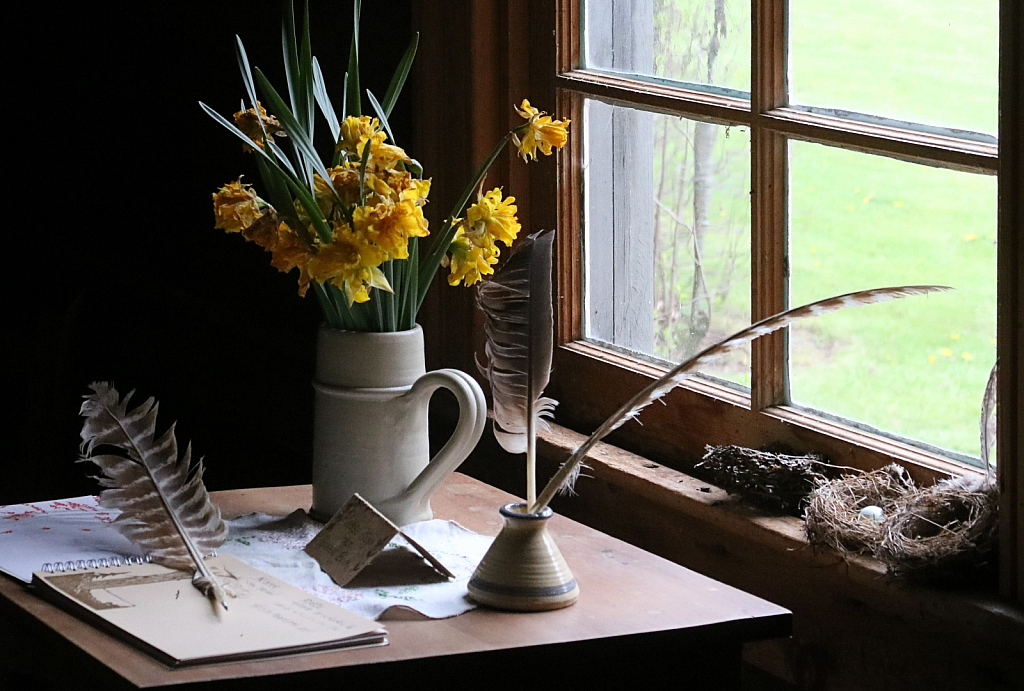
[567,0,999,466]
[414,0,1020,602]
[544,0,1006,476]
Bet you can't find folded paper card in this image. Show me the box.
[31,553,386,667]
[304,494,455,586]
[222,511,494,620]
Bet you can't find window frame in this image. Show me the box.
[537,0,1020,600]
[556,0,998,467]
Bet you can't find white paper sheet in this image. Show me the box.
[0,496,147,583]
[1,496,494,621]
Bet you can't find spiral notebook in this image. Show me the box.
[31,553,387,667]
[3,497,387,666]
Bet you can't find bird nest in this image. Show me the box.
[876,475,999,581]
[804,463,915,554]
[806,465,999,582]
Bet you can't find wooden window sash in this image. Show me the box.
[554,0,1000,449]
[556,70,752,123]
[750,0,789,411]
[996,0,1023,603]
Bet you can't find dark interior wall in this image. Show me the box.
[4,1,414,504]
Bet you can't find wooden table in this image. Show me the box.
[0,474,790,690]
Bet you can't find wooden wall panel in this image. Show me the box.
[997,0,1023,604]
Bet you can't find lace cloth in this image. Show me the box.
[222,510,494,620]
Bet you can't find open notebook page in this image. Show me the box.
[0,496,146,583]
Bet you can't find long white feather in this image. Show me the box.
[531,285,951,512]
[477,230,557,505]
[79,382,230,609]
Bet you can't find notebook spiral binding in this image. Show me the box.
[40,551,219,574]
[41,555,154,573]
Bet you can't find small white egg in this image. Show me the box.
[857,505,885,522]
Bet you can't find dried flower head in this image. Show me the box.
[212,180,264,232]
[232,101,286,151]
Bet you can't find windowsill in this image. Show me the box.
[533,418,1018,608]
[516,420,1024,688]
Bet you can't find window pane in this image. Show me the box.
[790,142,997,460]
[790,0,998,135]
[584,0,751,94]
[584,98,751,385]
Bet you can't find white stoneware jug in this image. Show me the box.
[311,325,487,525]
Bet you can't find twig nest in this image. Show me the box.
[805,464,915,553]
[695,445,844,516]
[876,474,998,581]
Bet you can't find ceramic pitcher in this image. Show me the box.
[310,325,487,525]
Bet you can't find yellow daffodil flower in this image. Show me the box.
[307,224,391,306]
[213,180,265,232]
[337,116,384,155]
[464,188,520,248]
[268,223,315,296]
[512,99,570,162]
[364,173,398,202]
[233,218,316,297]
[353,198,429,261]
[447,229,499,287]
[356,137,413,172]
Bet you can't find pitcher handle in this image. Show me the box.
[377,369,487,525]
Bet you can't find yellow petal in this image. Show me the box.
[368,266,393,293]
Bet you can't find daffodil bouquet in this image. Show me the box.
[202,1,569,332]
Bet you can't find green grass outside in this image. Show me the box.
[790,0,998,135]
[789,144,997,458]
[788,1,998,458]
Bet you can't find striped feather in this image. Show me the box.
[80,382,230,609]
[980,362,997,473]
[477,231,557,505]
[531,285,951,512]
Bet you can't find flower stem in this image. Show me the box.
[415,132,514,313]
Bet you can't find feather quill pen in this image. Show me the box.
[477,230,557,506]
[531,285,951,512]
[79,382,230,609]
